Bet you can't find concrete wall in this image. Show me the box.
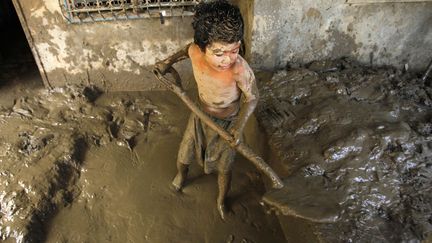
[231,0,254,61]
[250,0,432,71]
[12,0,432,90]
[13,0,194,91]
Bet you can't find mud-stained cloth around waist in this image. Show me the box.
[189,111,236,174]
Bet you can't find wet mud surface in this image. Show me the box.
[2,59,432,242]
[255,59,432,242]
[0,68,285,242]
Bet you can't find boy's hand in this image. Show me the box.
[154,60,170,75]
[229,126,242,146]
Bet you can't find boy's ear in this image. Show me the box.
[200,46,207,54]
[239,40,246,57]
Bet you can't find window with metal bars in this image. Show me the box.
[61,0,201,24]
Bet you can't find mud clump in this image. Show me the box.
[256,59,432,242]
[0,132,82,242]
[0,85,165,242]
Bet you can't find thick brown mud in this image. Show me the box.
[256,59,432,242]
[1,60,431,242]
[0,68,285,242]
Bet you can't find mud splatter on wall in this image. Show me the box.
[13,0,193,90]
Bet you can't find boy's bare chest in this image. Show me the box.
[195,71,236,91]
[192,66,240,107]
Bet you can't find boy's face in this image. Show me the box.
[204,41,241,71]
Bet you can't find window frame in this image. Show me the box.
[61,0,201,24]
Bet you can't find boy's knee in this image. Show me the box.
[177,160,191,166]
[218,159,234,174]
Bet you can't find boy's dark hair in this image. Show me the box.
[192,0,244,52]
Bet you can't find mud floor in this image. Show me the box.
[1,59,432,243]
[256,59,432,242]
[0,67,285,242]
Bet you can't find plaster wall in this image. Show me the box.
[231,0,254,61]
[14,0,194,90]
[251,0,432,71]
[14,0,432,90]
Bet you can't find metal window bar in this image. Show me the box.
[84,0,96,23]
[108,0,119,20]
[62,0,200,24]
[95,0,105,20]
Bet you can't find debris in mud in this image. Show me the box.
[0,85,167,242]
[256,58,432,242]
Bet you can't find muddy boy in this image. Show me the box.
[154,0,258,220]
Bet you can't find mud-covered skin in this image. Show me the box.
[190,42,258,147]
[155,41,259,219]
[154,43,191,76]
[256,59,432,242]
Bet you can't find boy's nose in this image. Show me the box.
[222,55,232,64]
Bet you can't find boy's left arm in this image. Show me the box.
[231,63,259,145]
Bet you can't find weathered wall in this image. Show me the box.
[14,0,432,90]
[14,0,194,91]
[231,0,254,61]
[251,0,432,71]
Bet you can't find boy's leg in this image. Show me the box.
[216,147,235,220]
[217,171,232,220]
[172,114,196,191]
[172,162,189,191]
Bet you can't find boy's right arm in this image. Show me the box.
[154,43,191,74]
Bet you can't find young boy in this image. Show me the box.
[154,0,258,220]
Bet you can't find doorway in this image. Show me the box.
[0,0,44,106]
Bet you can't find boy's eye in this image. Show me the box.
[215,53,224,57]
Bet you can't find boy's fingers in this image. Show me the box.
[229,128,241,146]
[154,61,169,74]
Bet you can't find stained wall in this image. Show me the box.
[250,0,432,71]
[13,0,194,90]
[12,0,432,90]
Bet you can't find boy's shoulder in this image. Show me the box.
[188,44,202,59]
[233,55,254,80]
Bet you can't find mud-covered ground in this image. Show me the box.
[1,59,431,243]
[256,59,432,242]
[0,67,285,242]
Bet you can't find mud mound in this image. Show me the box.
[0,85,166,242]
[256,59,432,242]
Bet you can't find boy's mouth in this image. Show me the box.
[219,63,233,69]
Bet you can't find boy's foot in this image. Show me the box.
[171,173,184,191]
[217,202,228,220]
